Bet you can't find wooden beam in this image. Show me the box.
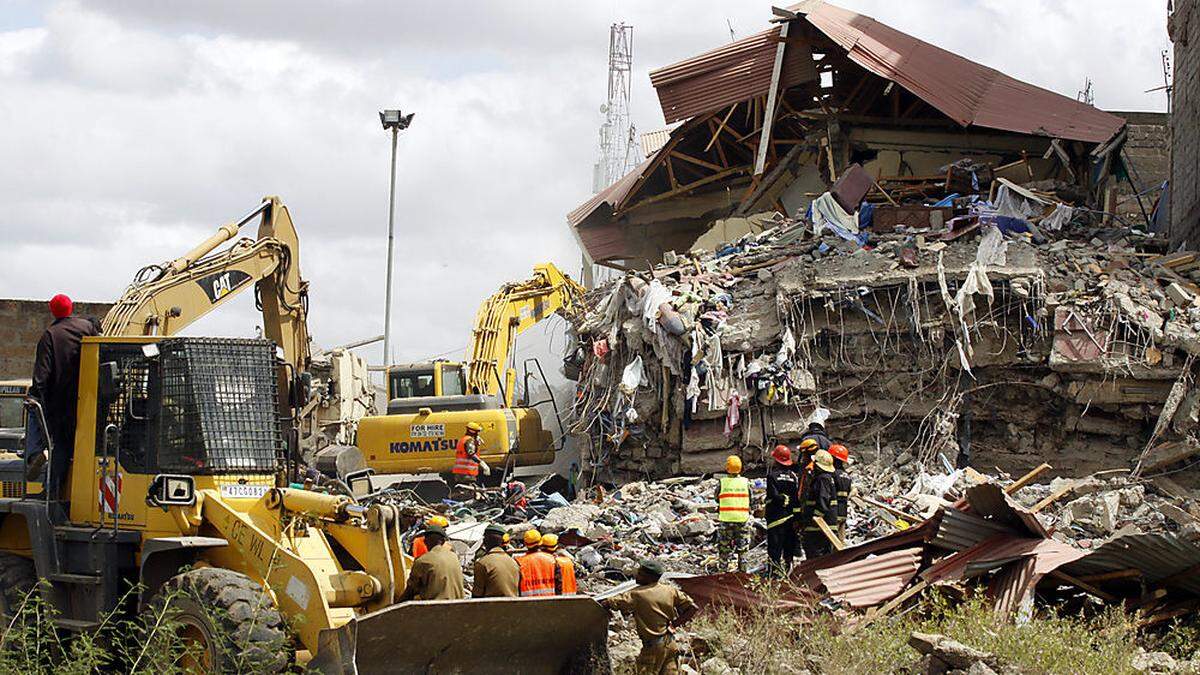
[900,96,924,119]
[665,156,678,189]
[620,165,750,213]
[1048,571,1118,602]
[1004,463,1052,495]
[814,516,845,551]
[1031,481,1075,513]
[708,121,730,167]
[840,70,870,112]
[1077,569,1142,584]
[754,20,789,175]
[670,150,723,173]
[705,104,737,152]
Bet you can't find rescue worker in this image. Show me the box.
[516,529,559,597]
[601,560,697,675]
[715,455,751,573]
[792,438,820,539]
[541,533,577,595]
[800,449,839,560]
[829,444,853,541]
[398,524,465,601]
[411,515,450,558]
[27,293,98,496]
[765,444,800,576]
[472,524,520,598]
[451,421,490,487]
[798,420,832,451]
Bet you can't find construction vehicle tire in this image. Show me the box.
[147,568,291,673]
[0,553,36,621]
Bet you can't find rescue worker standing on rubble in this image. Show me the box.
[517,529,560,597]
[765,445,800,576]
[829,444,853,541]
[602,560,697,675]
[800,449,839,560]
[451,421,490,487]
[399,524,465,601]
[715,455,751,573]
[27,294,98,496]
[472,524,520,598]
[411,515,449,558]
[540,533,577,595]
[792,438,820,538]
[799,420,832,451]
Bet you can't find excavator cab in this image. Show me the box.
[0,380,30,454]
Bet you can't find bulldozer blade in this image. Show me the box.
[310,596,610,675]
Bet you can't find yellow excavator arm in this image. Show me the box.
[101,196,311,373]
[465,263,584,405]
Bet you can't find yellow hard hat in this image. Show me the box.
[814,449,835,473]
[466,422,483,433]
[541,533,559,551]
[799,438,820,451]
[725,455,743,474]
[523,529,542,547]
[427,515,449,528]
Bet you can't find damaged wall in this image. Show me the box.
[1171,0,1200,248]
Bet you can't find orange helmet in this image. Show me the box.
[829,444,849,463]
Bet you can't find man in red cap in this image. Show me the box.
[764,444,800,576]
[28,294,98,498]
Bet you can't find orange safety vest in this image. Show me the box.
[452,435,479,477]
[411,535,428,558]
[555,554,577,595]
[518,551,557,597]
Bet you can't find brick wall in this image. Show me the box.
[0,299,113,380]
[1109,111,1169,225]
[1171,0,1200,248]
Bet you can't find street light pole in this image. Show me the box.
[378,109,413,367]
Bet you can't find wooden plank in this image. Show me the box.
[665,156,678,189]
[670,151,723,172]
[754,21,789,176]
[1004,463,1052,495]
[705,104,737,152]
[1031,481,1075,513]
[814,516,845,551]
[1077,569,1142,584]
[873,579,930,620]
[856,495,920,523]
[1048,570,1117,602]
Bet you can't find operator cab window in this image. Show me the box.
[440,366,465,396]
[390,372,435,399]
[0,397,23,428]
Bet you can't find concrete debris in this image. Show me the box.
[908,632,1001,674]
[566,185,1200,484]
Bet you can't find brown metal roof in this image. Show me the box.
[649,26,818,124]
[1062,533,1200,597]
[964,483,1048,539]
[792,1,1125,143]
[922,535,1085,585]
[931,506,1018,552]
[816,547,924,607]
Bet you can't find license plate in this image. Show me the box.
[220,484,270,499]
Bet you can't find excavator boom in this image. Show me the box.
[465,263,584,405]
[101,196,311,373]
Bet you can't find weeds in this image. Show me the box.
[684,585,1148,675]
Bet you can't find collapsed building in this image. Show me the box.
[565,1,1196,483]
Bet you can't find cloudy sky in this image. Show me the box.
[0,0,1171,368]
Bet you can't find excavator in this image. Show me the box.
[0,197,608,673]
[327,263,585,481]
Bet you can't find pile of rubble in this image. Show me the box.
[566,161,1200,485]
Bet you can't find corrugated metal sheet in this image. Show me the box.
[673,572,812,611]
[816,547,923,607]
[932,506,1018,552]
[791,1,1125,143]
[964,483,1048,538]
[923,535,1086,585]
[791,518,936,589]
[1062,533,1200,597]
[640,129,672,158]
[989,556,1039,619]
[649,27,818,124]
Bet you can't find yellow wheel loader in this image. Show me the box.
[321,264,584,483]
[0,335,609,673]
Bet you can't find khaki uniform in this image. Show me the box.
[603,582,696,675]
[472,546,520,598]
[399,542,465,601]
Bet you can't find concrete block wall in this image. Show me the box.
[0,299,113,380]
[1110,111,1169,224]
[1171,0,1200,248]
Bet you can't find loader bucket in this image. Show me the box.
[310,596,610,675]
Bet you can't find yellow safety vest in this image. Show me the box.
[718,475,750,523]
